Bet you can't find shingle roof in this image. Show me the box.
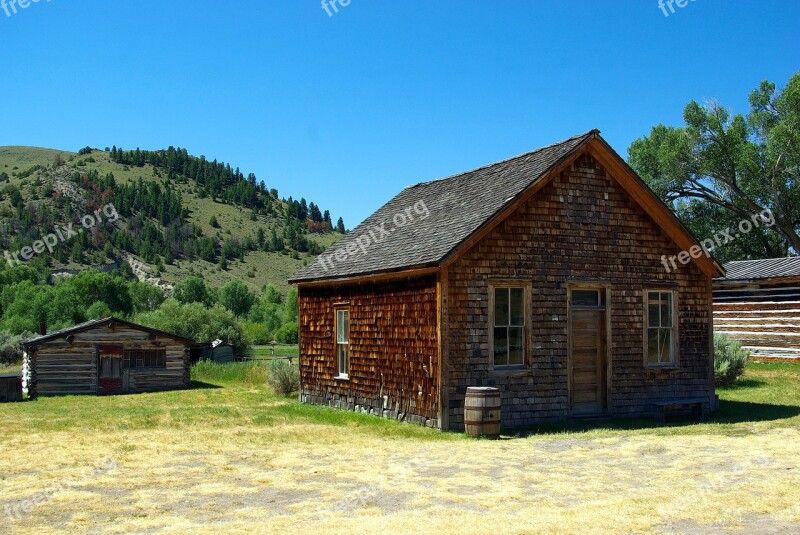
[718,257,800,282]
[21,317,196,348]
[290,130,598,283]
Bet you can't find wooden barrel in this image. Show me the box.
[464,387,501,438]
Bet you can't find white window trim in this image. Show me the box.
[489,282,530,371]
[644,289,679,368]
[335,308,350,380]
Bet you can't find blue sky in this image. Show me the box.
[1,0,797,228]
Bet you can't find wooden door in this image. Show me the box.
[570,291,607,416]
[98,346,124,396]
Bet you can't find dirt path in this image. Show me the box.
[2,425,798,534]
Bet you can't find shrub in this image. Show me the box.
[136,300,250,356]
[0,330,30,365]
[267,359,299,396]
[275,322,298,344]
[714,334,749,387]
[243,321,272,345]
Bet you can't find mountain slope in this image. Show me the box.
[0,146,342,295]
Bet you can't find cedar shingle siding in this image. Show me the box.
[299,276,440,427]
[445,153,715,429]
[292,131,719,431]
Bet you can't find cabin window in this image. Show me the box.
[336,309,349,378]
[645,291,676,366]
[492,286,526,368]
[124,349,167,369]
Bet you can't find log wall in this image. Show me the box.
[445,153,715,430]
[27,325,190,397]
[298,276,440,427]
[713,281,800,361]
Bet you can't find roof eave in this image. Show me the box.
[290,264,440,287]
[22,316,196,348]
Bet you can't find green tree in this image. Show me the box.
[0,281,52,334]
[86,301,112,320]
[136,300,250,355]
[129,281,166,313]
[262,284,282,305]
[336,217,345,234]
[219,280,255,317]
[173,276,209,306]
[284,287,298,323]
[275,322,298,344]
[628,72,800,259]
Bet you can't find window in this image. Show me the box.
[124,349,167,369]
[572,290,601,308]
[336,309,349,378]
[646,291,675,366]
[492,287,525,368]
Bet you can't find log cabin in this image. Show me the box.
[714,257,800,362]
[21,317,194,397]
[289,130,724,431]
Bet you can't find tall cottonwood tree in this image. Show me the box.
[628,72,800,260]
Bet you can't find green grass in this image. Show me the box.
[252,344,299,358]
[192,360,271,385]
[0,362,798,534]
[0,361,21,374]
[0,146,73,180]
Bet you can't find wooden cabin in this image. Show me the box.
[714,257,800,362]
[290,130,723,431]
[22,317,194,397]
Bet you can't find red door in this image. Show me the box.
[98,346,124,395]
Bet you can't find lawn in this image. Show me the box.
[1,363,799,534]
[251,344,299,358]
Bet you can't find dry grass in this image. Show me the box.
[1,364,799,534]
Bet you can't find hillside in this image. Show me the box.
[0,146,343,296]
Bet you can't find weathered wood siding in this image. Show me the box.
[445,153,715,430]
[28,325,190,397]
[298,276,440,427]
[713,280,800,362]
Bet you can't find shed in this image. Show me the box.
[290,130,723,430]
[210,340,235,363]
[713,257,800,362]
[21,317,195,397]
[0,374,23,402]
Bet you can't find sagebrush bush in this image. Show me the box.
[714,334,749,387]
[267,359,300,396]
[0,331,30,365]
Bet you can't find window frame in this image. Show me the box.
[334,307,350,380]
[123,348,167,369]
[643,290,679,368]
[488,282,530,371]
